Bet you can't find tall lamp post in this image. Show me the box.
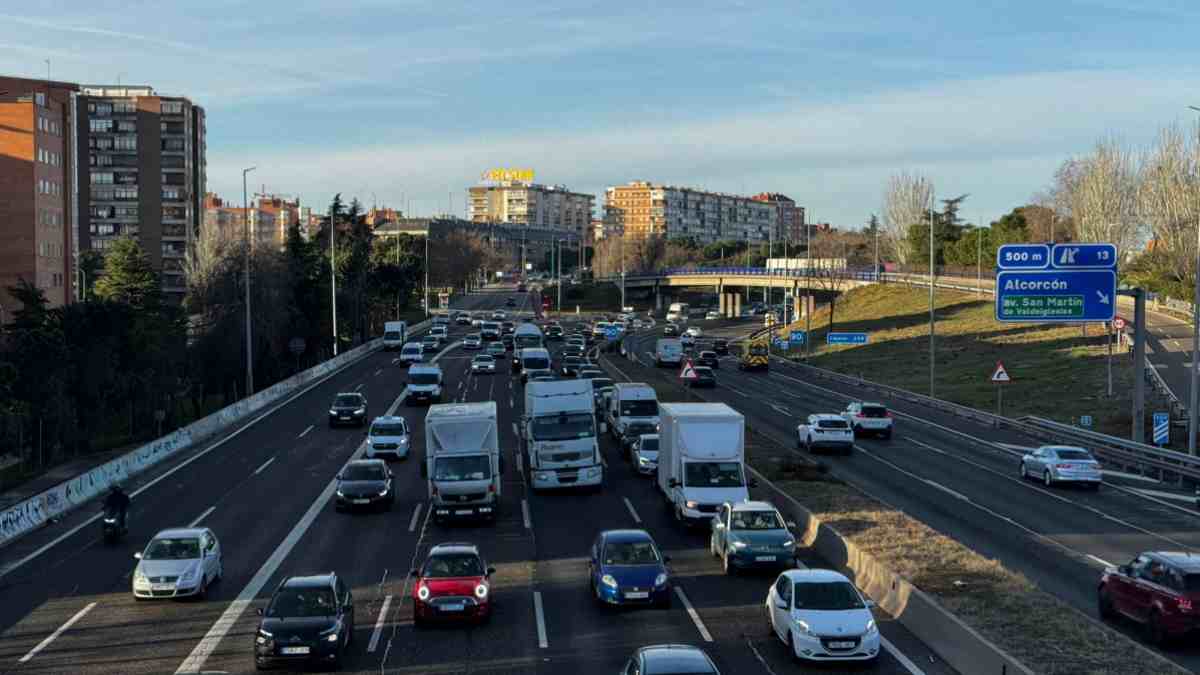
[330,199,339,356]
[242,166,256,395]
[928,190,936,399]
[1187,105,1200,453]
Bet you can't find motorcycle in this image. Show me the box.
[101,506,128,544]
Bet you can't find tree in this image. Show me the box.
[882,172,934,265]
[93,237,161,309]
[1137,123,1199,290]
[78,250,104,301]
[1054,138,1143,261]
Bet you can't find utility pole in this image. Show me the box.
[242,166,256,395]
[929,191,936,399]
[977,216,983,298]
[330,199,339,355]
[424,232,430,319]
[1188,106,1200,453]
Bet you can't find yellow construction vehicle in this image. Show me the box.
[738,334,770,371]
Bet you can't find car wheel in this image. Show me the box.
[1146,610,1167,646]
[787,630,800,663]
[1098,587,1116,620]
[1043,470,1053,488]
[197,574,209,600]
[722,552,734,576]
[1019,462,1027,480]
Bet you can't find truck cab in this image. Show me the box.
[424,402,501,522]
[738,338,769,371]
[523,380,603,491]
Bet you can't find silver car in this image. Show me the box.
[472,354,497,374]
[1020,445,1102,489]
[132,528,223,599]
[366,415,410,460]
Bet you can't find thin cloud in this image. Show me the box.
[0,13,204,52]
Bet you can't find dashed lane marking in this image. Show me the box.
[407,503,423,533]
[533,591,549,649]
[623,497,642,524]
[522,499,532,530]
[366,595,393,653]
[188,506,216,528]
[253,457,275,476]
[674,587,713,642]
[297,425,314,439]
[18,601,97,663]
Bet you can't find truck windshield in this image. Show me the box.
[523,357,551,370]
[384,331,402,340]
[532,413,594,441]
[748,345,768,356]
[620,400,658,417]
[410,373,439,385]
[684,461,744,487]
[433,456,491,481]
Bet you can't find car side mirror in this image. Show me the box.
[256,607,264,616]
[486,566,496,576]
[388,470,394,478]
[133,552,142,560]
[865,599,877,609]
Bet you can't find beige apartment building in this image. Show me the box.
[203,193,302,250]
[603,181,779,245]
[468,182,594,237]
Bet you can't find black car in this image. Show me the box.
[686,366,716,388]
[334,459,395,512]
[621,421,660,459]
[328,392,368,427]
[546,324,564,340]
[663,323,679,336]
[712,339,729,356]
[696,350,720,369]
[500,334,515,351]
[563,344,585,358]
[505,298,517,307]
[623,645,720,675]
[501,321,516,335]
[255,573,355,670]
[561,356,584,377]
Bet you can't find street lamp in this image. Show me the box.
[1187,105,1200,453]
[330,199,339,356]
[242,166,256,396]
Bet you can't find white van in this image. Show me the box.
[383,321,407,350]
[405,364,444,405]
[666,302,690,323]
[655,338,684,368]
[399,342,424,367]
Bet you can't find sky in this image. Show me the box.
[3,0,1200,229]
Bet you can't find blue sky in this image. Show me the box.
[3,1,1200,229]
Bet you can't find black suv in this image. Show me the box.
[328,392,368,428]
[696,350,720,369]
[255,573,355,670]
[711,339,729,356]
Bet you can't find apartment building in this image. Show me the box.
[0,76,79,312]
[75,85,206,299]
[603,181,778,245]
[468,182,594,237]
[751,192,805,243]
[203,193,303,250]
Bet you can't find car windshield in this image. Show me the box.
[384,331,402,339]
[403,346,421,354]
[620,400,658,417]
[524,357,551,370]
[410,372,439,385]
[860,406,888,418]
[684,462,744,487]
[267,587,337,618]
[793,581,865,611]
[564,357,581,365]
[701,352,716,359]
[817,419,849,429]
[603,540,660,565]
[474,356,494,363]
[143,537,201,560]
[371,423,406,436]
[1056,449,1093,460]
[731,510,785,530]
[433,456,491,481]
[639,437,659,452]
[343,464,386,481]
[484,322,500,331]
[334,394,361,407]
[624,423,657,438]
[422,553,483,578]
[532,412,594,440]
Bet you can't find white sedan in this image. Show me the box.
[796,414,854,454]
[464,334,482,350]
[705,310,721,320]
[766,569,879,663]
[471,354,497,374]
[1020,445,1101,489]
[133,528,223,599]
[684,326,703,338]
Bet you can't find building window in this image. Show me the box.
[35,92,45,107]
[113,136,136,151]
[116,120,136,133]
[90,119,113,133]
[91,172,115,185]
[114,186,138,200]
[112,100,136,114]
[160,101,184,114]
[94,102,112,116]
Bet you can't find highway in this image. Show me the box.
[0,287,948,675]
[623,320,1200,673]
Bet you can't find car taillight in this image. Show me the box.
[855,414,866,419]
[885,412,892,418]
[1179,597,1194,612]
[488,483,495,494]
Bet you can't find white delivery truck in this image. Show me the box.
[424,402,502,523]
[655,338,684,368]
[523,380,603,491]
[606,382,660,442]
[383,320,407,350]
[656,402,755,528]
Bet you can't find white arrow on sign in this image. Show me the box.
[1096,290,1110,304]
[1059,247,1077,265]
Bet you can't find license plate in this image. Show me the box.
[280,646,310,655]
[441,603,465,612]
[828,641,855,649]
[624,591,649,599]
[755,555,776,562]
[339,416,349,420]
[352,499,370,505]
[152,584,173,591]
[455,509,473,515]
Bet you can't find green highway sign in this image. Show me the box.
[1000,295,1085,319]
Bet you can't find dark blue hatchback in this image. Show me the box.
[589,529,672,608]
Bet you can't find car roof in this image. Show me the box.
[152,527,207,539]
[856,401,886,408]
[1038,445,1089,453]
[809,413,844,421]
[639,433,659,440]
[783,568,851,584]
[638,645,717,674]
[699,350,716,355]
[430,542,480,556]
[602,529,655,543]
[371,415,406,425]
[335,391,364,398]
[346,458,387,468]
[730,500,776,513]
[474,353,494,358]
[1149,552,1200,570]
[281,573,336,589]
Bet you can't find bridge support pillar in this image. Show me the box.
[718,291,727,316]
[655,284,663,313]
[732,293,741,318]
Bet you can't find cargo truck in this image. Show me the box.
[383,320,407,350]
[522,380,603,491]
[656,402,755,528]
[424,402,502,523]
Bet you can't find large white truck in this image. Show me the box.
[605,382,660,441]
[424,402,502,523]
[383,320,407,350]
[656,402,755,528]
[522,380,603,491]
[666,302,689,323]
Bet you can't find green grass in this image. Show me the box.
[777,284,1137,436]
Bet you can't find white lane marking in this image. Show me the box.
[374,369,383,376]
[366,594,393,653]
[516,451,523,474]
[297,424,314,439]
[1103,469,1161,484]
[1088,554,1115,568]
[923,479,970,502]
[1131,488,1196,503]
[533,591,549,649]
[769,403,790,416]
[674,587,713,642]
[522,499,532,529]
[408,503,423,532]
[724,383,749,397]
[18,601,97,663]
[880,634,928,675]
[745,638,779,675]
[252,457,275,476]
[391,358,399,365]
[188,506,216,528]
[354,383,364,392]
[623,497,642,524]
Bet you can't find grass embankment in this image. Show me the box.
[615,364,1182,675]
[777,284,1136,436]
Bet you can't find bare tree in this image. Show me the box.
[1063,138,1144,260]
[882,172,934,265]
[1138,123,1200,284]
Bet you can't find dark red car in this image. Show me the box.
[1098,551,1200,644]
[412,542,495,626]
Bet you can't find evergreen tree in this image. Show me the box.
[93,237,161,309]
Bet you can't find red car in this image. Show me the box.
[1098,551,1200,644]
[411,542,495,626]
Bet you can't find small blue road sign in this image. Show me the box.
[774,337,789,348]
[1079,415,1093,428]
[827,332,868,345]
[996,244,1051,270]
[1051,243,1117,270]
[604,325,620,340]
[790,330,806,344]
[1154,412,1170,446]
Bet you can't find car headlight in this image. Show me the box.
[475,584,488,599]
[400,437,408,444]
[601,574,618,589]
[256,628,273,644]
[684,500,699,510]
[319,623,341,642]
[181,565,201,581]
[354,407,365,415]
[781,539,795,549]
[417,585,430,601]
[730,540,748,549]
[654,573,668,587]
[378,488,390,497]
[865,619,878,635]
[134,569,148,583]
[329,409,337,415]
[638,456,648,465]
[336,490,345,498]
[794,619,817,637]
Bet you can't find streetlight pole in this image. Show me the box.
[1187,106,1200,453]
[424,232,430,319]
[330,199,339,355]
[929,190,936,399]
[242,166,256,396]
[873,221,879,282]
[977,216,983,299]
[805,216,812,360]
[557,238,563,314]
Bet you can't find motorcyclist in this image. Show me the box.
[104,484,130,530]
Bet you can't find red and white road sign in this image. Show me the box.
[991,361,1011,383]
[680,360,698,380]
[1113,317,1126,330]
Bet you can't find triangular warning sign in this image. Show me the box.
[991,361,1011,383]
[680,360,698,380]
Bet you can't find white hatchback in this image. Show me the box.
[133,528,223,600]
[766,569,879,663]
[366,415,410,460]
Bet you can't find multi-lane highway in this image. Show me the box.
[623,320,1200,672]
[0,288,949,675]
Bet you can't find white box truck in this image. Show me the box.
[424,402,502,523]
[656,402,755,528]
[605,382,660,441]
[522,380,603,491]
[383,320,407,350]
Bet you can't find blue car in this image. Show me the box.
[589,529,672,608]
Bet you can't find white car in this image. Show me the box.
[132,528,223,600]
[429,325,448,344]
[766,569,879,663]
[471,354,497,374]
[366,415,410,460]
[797,414,854,454]
[684,326,703,338]
[705,310,721,320]
[471,314,486,327]
[842,401,893,439]
[1020,445,1102,489]
[632,319,645,330]
[464,334,482,350]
